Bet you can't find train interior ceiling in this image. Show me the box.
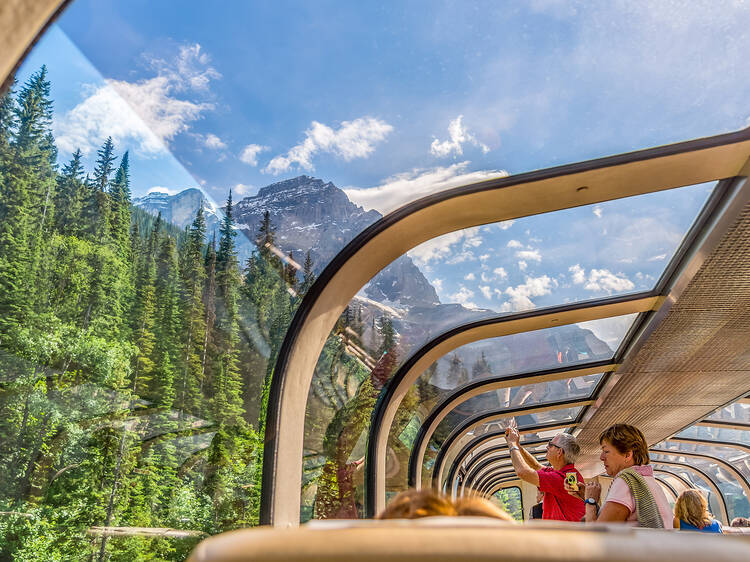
[2,1,750,561]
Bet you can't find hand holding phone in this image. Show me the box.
[565,472,579,492]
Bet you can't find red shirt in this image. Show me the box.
[537,464,585,521]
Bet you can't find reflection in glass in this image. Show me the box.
[651,463,724,522]
[706,403,750,423]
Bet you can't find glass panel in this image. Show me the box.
[707,403,750,423]
[420,407,582,490]
[677,426,750,446]
[650,453,750,521]
[651,463,725,521]
[493,486,523,521]
[660,441,750,482]
[8,1,749,556]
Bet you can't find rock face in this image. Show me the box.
[233,176,440,308]
[133,188,254,258]
[133,188,219,230]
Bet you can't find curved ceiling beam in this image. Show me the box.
[464,453,547,493]
[666,436,750,456]
[0,0,70,94]
[650,448,750,502]
[480,473,523,497]
[654,476,679,500]
[440,422,577,493]
[404,359,617,505]
[261,127,750,526]
[459,439,547,482]
[461,447,547,490]
[650,460,729,524]
[411,397,590,490]
[366,298,651,518]
[653,469,693,494]
[695,420,750,431]
[485,480,525,500]
[450,439,548,498]
[432,406,591,489]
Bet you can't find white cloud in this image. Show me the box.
[430,115,490,157]
[647,253,667,262]
[234,183,255,196]
[55,43,219,156]
[516,249,541,262]
[507,239,523,248]
[499,275,557,312]
[497,220,515,230]
[446,251,476,265]
[264,117,393,174]
[239,143,269,166]
[479,285,493,300]
[464,273,476,280]
[408,227,481,265]
[147,185,182,196]
[593,205,603,218]
[202,133,226,150]
[518,260,528,271]
[571,264,588,283]
[479,253,490,261]
[447,286,478,309]
[432,278,444,293]
[571,264,634,294]
[493,267,508,280]
[345,161,507,214]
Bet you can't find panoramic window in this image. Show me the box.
[3,1,750,559]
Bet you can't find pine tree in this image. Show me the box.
[178,206,207,416]
[471,351,492,379]
[53,149,85,233]
[300,250,316,296]
[151,234,180,408]
[213,192,244,426]
[447,353,469,387]
[109,151,131,256]
[284,251,298,292]
[13,66,53,153]
[377,316,396,357]
[92,137,116,192]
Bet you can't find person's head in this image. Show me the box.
[730,516,750,527]
[546,432,580,469]
[376,489,456,519]
[536,488,544,503]
[454,497,514,521]
[674,489,713,529]
[598,424,649,476]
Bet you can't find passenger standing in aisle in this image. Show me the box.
[571,424,672,527]
[505,425,585,521]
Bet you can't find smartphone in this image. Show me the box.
[565,472,579,491]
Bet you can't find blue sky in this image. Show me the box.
[15,1,750,317]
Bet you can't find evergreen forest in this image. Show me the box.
[0,67,520,561]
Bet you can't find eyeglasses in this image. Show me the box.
[546,442,562,450]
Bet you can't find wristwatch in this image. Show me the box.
[509,445,520,452]
[584,498,598,506]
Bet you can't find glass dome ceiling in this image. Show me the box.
[3,1,750,559]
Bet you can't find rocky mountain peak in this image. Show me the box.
[257,175,332,198]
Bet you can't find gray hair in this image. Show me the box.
[554,433,580,464]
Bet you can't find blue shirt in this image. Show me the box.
[679,519,723,533]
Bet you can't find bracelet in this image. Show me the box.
[509,445,520,452]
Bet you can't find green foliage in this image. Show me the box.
[0,67,293,561]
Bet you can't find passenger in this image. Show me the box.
[570,424,672,527]
[376,489,456,519]
[454,497,514,521]
[505,424,585,521]
[730,516,750,527]
[528,488,544,519]
[673,489,722,533]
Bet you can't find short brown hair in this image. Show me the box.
[599,424,650,466]
[377,489,456,519]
